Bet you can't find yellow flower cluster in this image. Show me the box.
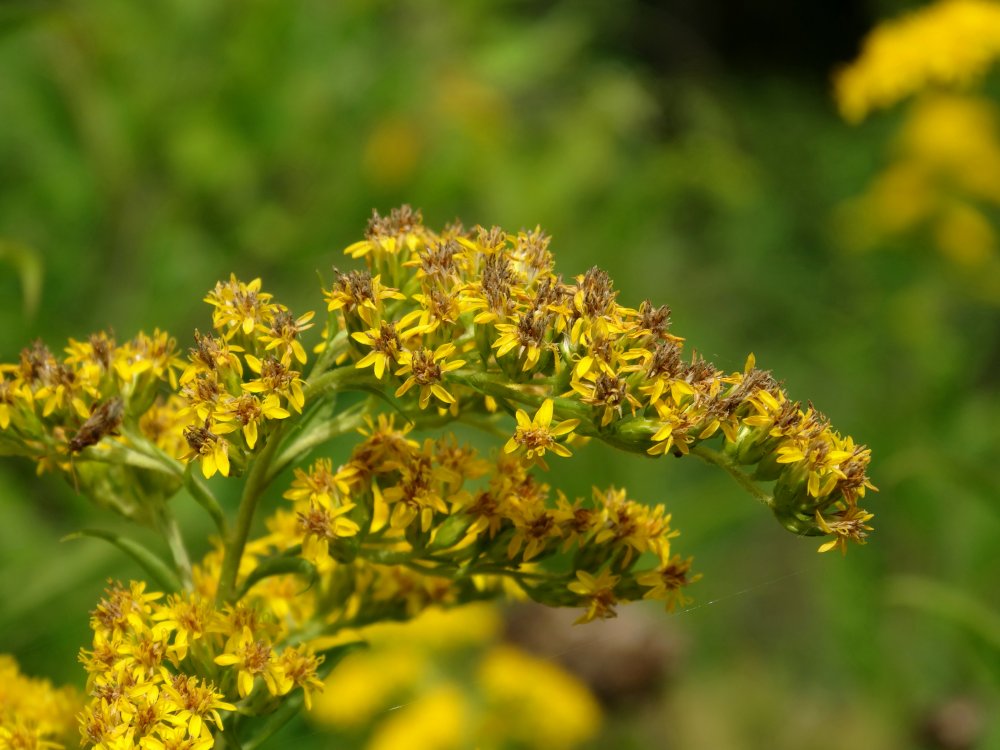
[309,604,602,750]
[322,207,875,552]
[181,277,313,478]
[835,0,1000,122]
[0,206,877,750]
[0,330,182,458]
[257,418,695,624]
[841,94,1000,267]
[78,579,324,749]
[0,655,80,750]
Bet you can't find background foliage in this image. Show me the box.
[1,0,998,747]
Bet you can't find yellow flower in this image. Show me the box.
[138,724,214,750]
[182,422,231,478]
[298,501,361,565]
[504,399,580,462]
[276,647,325,711]
[477,645,601,749]
[351,312,421,380]
[0,372,27,430]
[283,458,359,506]
[567,569,620,624]
[637,554,701,611]
[139,396,194,460]
[0,655,81,750]
[203,275,277,338]
[816,505,875,554]
[162,674,235,739]
[213,628,290,699]
[492,314,549,371]
[394,344,466,408]
[180,331,244,385]
[835,0,1000,122]
[117,329,185,388]
[150,594,219,662]
[325,270,405,327]
[216,393,290,450]
[257,309,315,365]
[343,205,427,260]
[90,581,163,637]
[243,355,305,413]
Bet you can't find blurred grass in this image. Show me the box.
[1,1,999,748]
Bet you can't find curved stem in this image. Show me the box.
[690,444,774,508]
[265,406,367,484]
[154,498,194,590]
[121,427,228,536]
[183,468,229,538]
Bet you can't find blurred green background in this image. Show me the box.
[1,0,999,748]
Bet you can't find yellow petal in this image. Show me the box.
[244,421,258,450]
[535,399,554,427]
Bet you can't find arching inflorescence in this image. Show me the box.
[0,207,875,749]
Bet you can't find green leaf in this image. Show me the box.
[62,528,183,592]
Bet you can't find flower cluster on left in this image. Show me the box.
[0,655,81,750]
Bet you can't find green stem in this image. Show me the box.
[690,444,774,508]
[265,406,367,484]
[305,329,348,383]
[154,498,194,590]
[216,366,375,605]
[184,466,229,538]
[217,423,287,605]
[303,365,380,402]
[121,427,228,536]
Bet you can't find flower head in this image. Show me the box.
[504,399,580,463]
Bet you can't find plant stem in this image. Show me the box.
[216,422,287,605]
[183,468,229,537]
[266,406,367,484]
[154,498,194,590]
[216,366,374,605]
[690,444,774,508]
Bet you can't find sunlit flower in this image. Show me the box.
[394,344,466,408]
[503,399,580,462]
[214,628,290,699]
[258,309,315,365]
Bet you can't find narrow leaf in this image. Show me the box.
[62,528,183,592]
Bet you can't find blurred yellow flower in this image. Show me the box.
[840,95,1000,267]
[309,604,601,750]
[835,0,1000,122]
[367,685,468,750]
[477,644,602,749]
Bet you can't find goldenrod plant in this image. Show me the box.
[835,0,1000,288]
[834,0,1000,124]
[0,207,874,749]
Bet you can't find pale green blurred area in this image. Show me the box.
[1,1,999,748]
